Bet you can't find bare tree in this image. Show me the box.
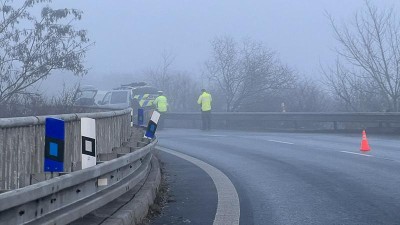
[50,82,80,109]
[323,60,386,112]
[164,72,200,111]
[205,36,295,112]
[326,1,400,111]
[146,50,176,91]
[205,37,240,112]
[145,51,200,112]
[284,78,330,112]
[0,0,92,104]
[237,39,295,111]
[0,82,82,117]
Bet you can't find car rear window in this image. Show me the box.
[110,91,128,104]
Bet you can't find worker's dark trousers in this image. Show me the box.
[201,110,211,130]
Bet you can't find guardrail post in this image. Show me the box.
[333,121,338,131]
[130,109,134,127]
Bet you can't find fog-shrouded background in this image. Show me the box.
[38,0,399,95]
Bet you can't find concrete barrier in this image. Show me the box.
[0,109,131,190]
[0,129,157,225]
[164,112,400,132]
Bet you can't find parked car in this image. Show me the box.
[74,85,98,106]
[97,89,133,109]
[76,82,160,117]
[116,82,159,108]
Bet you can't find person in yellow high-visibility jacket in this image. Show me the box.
[197,89,212,130]
[153,91,168,129]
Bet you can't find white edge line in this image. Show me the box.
[157,146,240,225]
[268,140,294,145]
[340,151,373,157]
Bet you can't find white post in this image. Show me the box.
[81,118,96,169]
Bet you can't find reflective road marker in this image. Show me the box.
[340,151,373,157]
[268,139,294,145]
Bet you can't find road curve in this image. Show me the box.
[155,129,400,225]
[159,146,240,225]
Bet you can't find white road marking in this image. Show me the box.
[204,135,228,137]
[158,146,240,225]
[340,151,373,157]
[268,140,294,145]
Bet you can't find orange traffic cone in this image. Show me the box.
[360,130,371,152]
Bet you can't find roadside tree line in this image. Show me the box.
[0,0,91,117]
[0,0,398,116]
[150,1,400,113]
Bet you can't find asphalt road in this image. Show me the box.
[152,129,400,225]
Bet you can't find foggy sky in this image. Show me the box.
[41,0,399,94]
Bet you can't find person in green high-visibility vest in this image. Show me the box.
[197,89,212,130]
[153,91,168,129]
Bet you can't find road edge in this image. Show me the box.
[158,146,240,225]
[101,155,162,225]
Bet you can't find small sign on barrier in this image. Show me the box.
[145,111,160,139]
[81,118,96,169]
[44,118,65,172]
[138,108,144,126]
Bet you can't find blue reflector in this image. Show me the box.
[49,142,58,157]
[45,118,65,172]
[138,108,144,126]
[46,118,65,140]
[150,124,156,132]
[145,120,157,139]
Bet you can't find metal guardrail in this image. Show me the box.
[0,108,132,128]
[0,138,157,225]
[164,112,400,122]
[74,105,154,122]
[164,112,400,131]
[0,109,132,190]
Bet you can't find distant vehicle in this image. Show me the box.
[115,82,159,108]
[94,91,107,104]
[74,85,99,106]
[97,82,159,110]
[97,89,133,109]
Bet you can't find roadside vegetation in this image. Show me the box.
[0,0,91,117]
[0,1,398,117]
[149,1,399,113]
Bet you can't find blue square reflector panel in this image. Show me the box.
[49,142,58,157]
[45,118,65,172]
